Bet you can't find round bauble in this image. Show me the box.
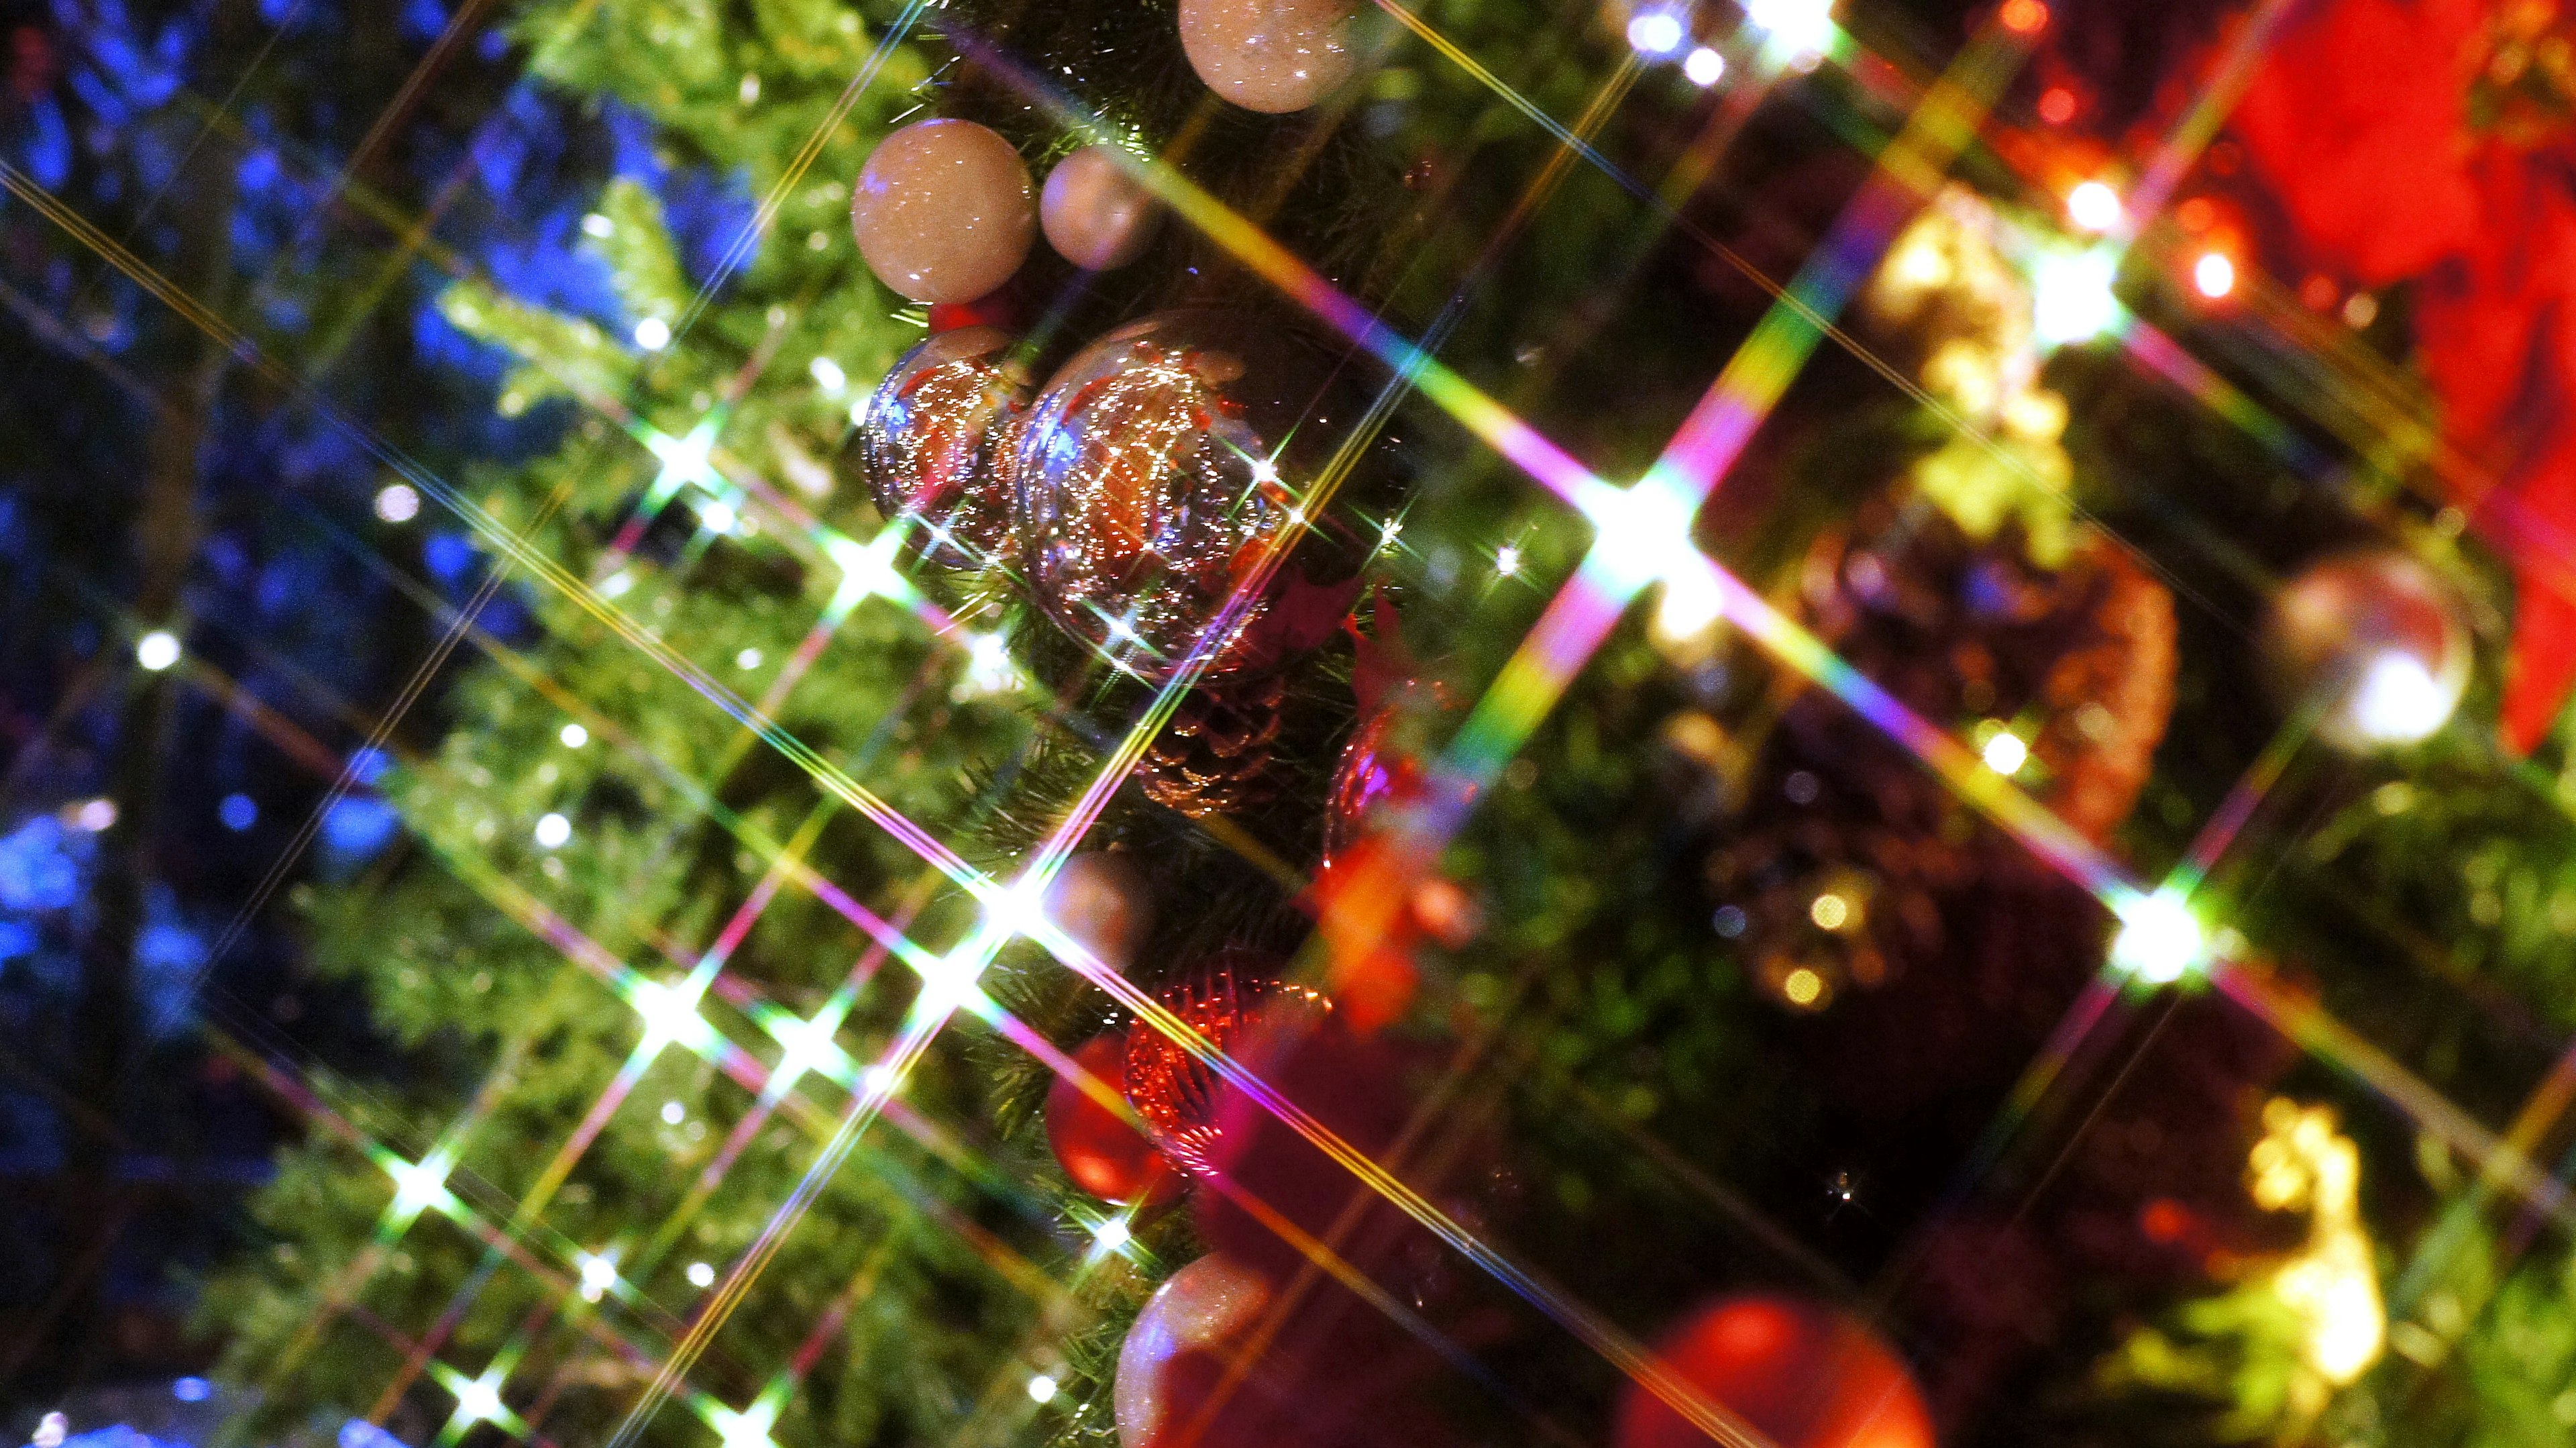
[1123,951,1330,1176]
[1014,311,1360,681]
[2259,548,2469,751]
[1040,851,1153,967]
[1042,145,1163,271]
[1193,1011,1418,1280]
[1047,1033,1176,1205]
[1116,1253,1277,1448]
[850,119,1035,305]
[852,325,1025,568]
[1179,0,1361,113]
[1615,1294,1935,1448]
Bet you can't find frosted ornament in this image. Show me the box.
[850,119,1036,305]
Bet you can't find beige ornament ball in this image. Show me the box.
[850,119,1036,305]
[1178,0,1361,114]
[1040,145,1163,272]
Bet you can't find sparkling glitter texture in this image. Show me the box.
[1016,311,1344,681]
[853,325,1028,570]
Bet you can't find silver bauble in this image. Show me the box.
[1013,311,1352,680]
[2259,548,2471,751]
[853,325,1026,570]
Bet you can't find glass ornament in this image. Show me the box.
[852,325,1026,569]
[2259,548,2470,752]
[1014,311,1363,681]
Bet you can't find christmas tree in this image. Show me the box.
[166,0,2576,1445]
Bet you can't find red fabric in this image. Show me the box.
[2237,0,2576,750]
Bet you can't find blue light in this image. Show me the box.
[172,1378,211,1403]
[218,794,258,831]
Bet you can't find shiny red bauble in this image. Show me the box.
[1124,952,1331,1176]
[1615,1294,1935,1448]
[1046,1033,1176,1205]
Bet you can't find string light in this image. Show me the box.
[559,722,589,747]
[1026,1374,1059,1404]
[808,356,848,395]
[1683,46,1725,85]
[534,812,572,849]
[1625,11,1685,55]
[2065,179,2123,232]
[136,629,181,671]
[2192,250,2237,300]
[633,317,672,350]
[1980,729,2029,776]
[374,482,421,523]
[2110,890,2206,984]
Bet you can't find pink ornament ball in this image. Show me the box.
[1114,1254,1276,1448]
[1042,144,1165,272]
[850,119,1036,305]
[1178,0,1361,114]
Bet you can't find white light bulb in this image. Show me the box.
[1026,1375,1058,1404]
[136,630,182,671]
[633,317,672,351]
[2066,180,2123,233]
[2193,251,2237,299]
[559,722,589,748]
[375,482,421,523]
[808,356,848,395]
[534,813,572,849]
[1627,11,1684,54]
[1683,46,1727,85]
[1980,731,2029,776]
[686,1261,716,1288]
[2110,891,2205,984]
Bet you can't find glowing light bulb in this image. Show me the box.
[1495,543,1523,576]
[2033,246,2122,346]
[633,317,672,350]
[578,1253,618,1302]
[581,213,614,238]
[1626,11,1685,54]
[375,482,421,523]
[534,812,572,849]
[559,722,589,748]
[1981,730,2029,776]
[1683,46,1726,85]
[1781,968,1823,1006]
[808,356,848,395]
[136,630,181,671]
[1809,892,1849,931]
[686,1261,716,1288]
[2193,250,2237,299]
[2066,180,2123,233]
[2110,890,2204,984]
[660,1100,685,1125]
[1743,0,1836,62]
[1027,1375,1059,1404]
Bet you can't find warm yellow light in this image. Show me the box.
[1781,968,1823,1006]
[1981,730,2029,776]
[1809,892,1850,931]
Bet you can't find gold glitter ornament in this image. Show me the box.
[851,326,1027,570]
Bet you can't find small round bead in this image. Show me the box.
[1178,0,1360,114]
[849,119,1036,305]
[1040,145,1163,272]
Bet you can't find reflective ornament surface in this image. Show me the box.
[849,119,1036,305]
[1113,1253,1275,1448]
[1016,311,1348,680]
[1615,1294,1935,1448]
[852,326,1026,569]
[2259,548,2470,752]
[1040,851,1152,968]
[1046,1033,1175,1205]
[1041,144,1163,271]
[1178,0,1361,113]
[1122,951,1329,1176]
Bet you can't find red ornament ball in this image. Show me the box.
[1046,1033,1176,1206]
[1615,1294,1934,1448]
[1123,952,1330,1176]
[1114,1253,1276,1448]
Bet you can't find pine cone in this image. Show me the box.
[1705,494,2177,1011]
[1137,674,1287,817]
